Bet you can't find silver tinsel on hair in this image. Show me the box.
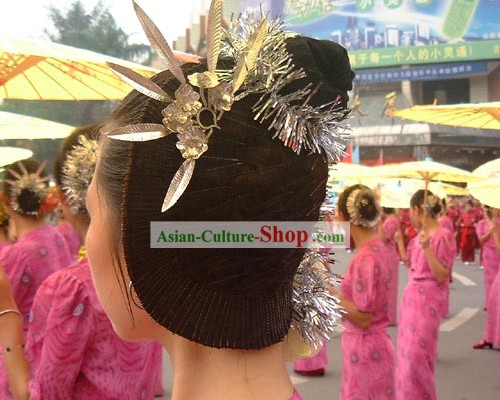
[220,17,297,95]
[221,14,351,163]
[61,136,98,215]
[292,250,345,351]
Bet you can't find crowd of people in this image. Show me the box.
[0,1,498,399]
[293,189,500,399]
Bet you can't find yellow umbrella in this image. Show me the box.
[328,162,375,182]
[0,146,33,167]
[393,102,500,130]
[0,111,74,139]
[473,158,500,179]
[366,178,446,209]
[439,182,469,196]
[372,160,483,184]
[469,178,500,208]
[0,36,185,100]
[371,160,482,221]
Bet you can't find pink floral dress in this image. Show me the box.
[485,263,500,347]
[395,227,456,400]
[0,224,72,328]
[2,258,162,399]
[340,237,396,400]
[0,241,9,253]
[476,218,500,306]
[55,221,82,260]
[293,343,329,373]
[290,390,303,399]
[381,214,400,325]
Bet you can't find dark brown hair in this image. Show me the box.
[3,158,48,217]
[338,184,380,224]
[95,36,353,349]
[410,189,441,218]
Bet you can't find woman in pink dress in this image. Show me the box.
[396,190,456,400]
[335,185,395,399]
[475,206,500,309]
[438,198,455,318]
[378,207,400,326]
[55,220,81,260]
[0,125,162,399]
[2,6,354,398]
[473,207,500,350]
[438,199,455,234]
[0,159,72,328]
[0,201,11,253]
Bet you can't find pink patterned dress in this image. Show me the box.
[0,224,72,328]
[2,257,162,399]
[485,262,500,347]
[476,218,500,307]
[395,228,456,400]
[340,237,396,400]
[380,214,400,325]
[290,390,303,399]
[55,221,82,260]
[438,215,454,233]
[293,342,329,373]
[0,241,9,254]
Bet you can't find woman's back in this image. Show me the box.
[341,237,392,331]
[25,258,161,400]
[0,224,72,325]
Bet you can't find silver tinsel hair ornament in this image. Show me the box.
[289,250,344,354]
[5,161,50,216]
[104,0,350,213]
[346,187,381,228]
[61,135,98,215]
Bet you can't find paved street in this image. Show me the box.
[159,248,499,400]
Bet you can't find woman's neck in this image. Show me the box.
[11,214,45,239]
[164,336,294,400]
[351,224,376,249]
[421,216,440,233]
[71,217,90,243]
[0,227,8,242]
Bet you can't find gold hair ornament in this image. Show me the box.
[104,0,350,212]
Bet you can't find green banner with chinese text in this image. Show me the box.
[349,40,500,69]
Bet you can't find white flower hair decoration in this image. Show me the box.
[346,187,381,228]
[61,135,98,215]
[104,0,350,213]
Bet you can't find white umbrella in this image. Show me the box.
[0,111,74,139]
[0,146,33,167]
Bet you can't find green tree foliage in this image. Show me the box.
[46,0,152,63]
[1,0,152,167]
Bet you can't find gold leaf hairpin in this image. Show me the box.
[105,0,268,212]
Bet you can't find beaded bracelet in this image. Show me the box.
[0,343,25,355]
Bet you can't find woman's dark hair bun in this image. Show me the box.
[285,36,355,109]
[358,191,379,222]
